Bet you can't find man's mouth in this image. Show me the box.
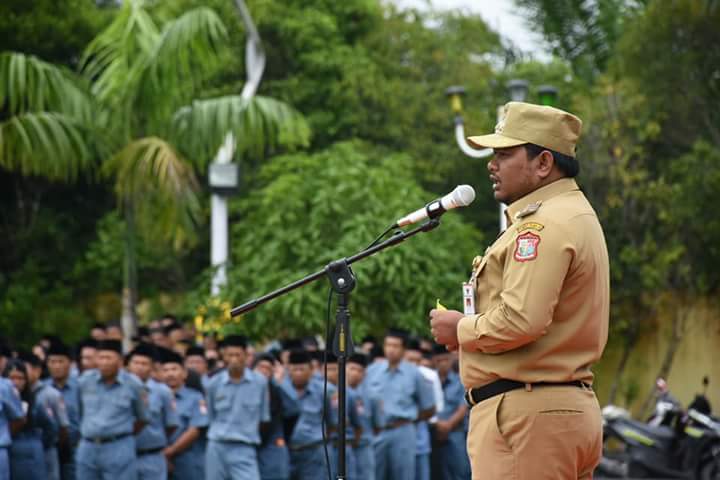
[490,175,500,191]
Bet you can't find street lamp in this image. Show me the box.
[445,86,493,158]
[506,79,530,102]
[537,85,559,106]
[208,0,266,297]
[446,79,556,232]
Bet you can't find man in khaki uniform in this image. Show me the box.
[429,101,609,480]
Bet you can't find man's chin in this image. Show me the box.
[493,191,508,204]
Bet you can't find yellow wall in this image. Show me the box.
[593,295,720,416]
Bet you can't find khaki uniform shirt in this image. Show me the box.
[457,178,609,389]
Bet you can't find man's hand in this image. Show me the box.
[434,420,452,442]
[429,308,464,350]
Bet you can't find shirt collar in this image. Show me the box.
[505,178,579,226]
[221,368,251,385]
[96,372,123,386]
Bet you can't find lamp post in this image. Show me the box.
[208,0,266,297]
[446,80,556,232]
[209,136,240,295]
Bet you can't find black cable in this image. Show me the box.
[322,287,333,480]
[365,224,396,250]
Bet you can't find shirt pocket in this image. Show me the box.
[148,394,162,416]
[301,400,322,421]
[473,256,490,312]
[111,391,133,410]
[214,394,233,415]
[240,396,261,419]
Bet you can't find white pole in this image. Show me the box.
[210,194,228,296]
[210,134,235,296]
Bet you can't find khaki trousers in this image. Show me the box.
[466,384,602,480]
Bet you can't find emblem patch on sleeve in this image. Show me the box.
[514,232,541,262]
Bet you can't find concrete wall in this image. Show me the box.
[593,295,720,417]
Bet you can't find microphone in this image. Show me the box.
[394,185,476,228]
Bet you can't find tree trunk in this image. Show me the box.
[121,199,138,352]
[638,305,687,418]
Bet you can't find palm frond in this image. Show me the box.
[104,136,201,247]
[136,7,228,129]
[0,112,95,181]
[81,1,160,107]
[173,95,311,167]
[0,52,94,122]
[148,7,227,83]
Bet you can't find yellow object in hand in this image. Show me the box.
[436,299,447,310]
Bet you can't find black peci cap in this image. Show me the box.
[282,338,303,351]
[222,335,248,349]
[288,349,311,365]
[185,346,206,358]
[126,343,157,361]
[252,352,276,369]
[95,340,122,355]
[158,348,184,366]
[348,353,368,367]
[17,350,42,367]
[47,342,72,359]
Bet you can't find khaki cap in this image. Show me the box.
[468,102,583,157]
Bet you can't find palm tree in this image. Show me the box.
[2,0,310,340]
[0,52,97,181]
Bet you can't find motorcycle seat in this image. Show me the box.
[621,419,676,441]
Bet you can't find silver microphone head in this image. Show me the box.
[449,185,476,208]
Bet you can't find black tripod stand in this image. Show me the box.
[230,218,441,480]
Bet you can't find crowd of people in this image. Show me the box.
[0,315,471,480]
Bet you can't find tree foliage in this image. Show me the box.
[199,141,483,339]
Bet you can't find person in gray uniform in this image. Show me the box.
[126,343,179,480]
[76,339,148,480]
[205,335,270,480]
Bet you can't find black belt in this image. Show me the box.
[136,446,165,456]
[213,439,256,447]
[380,419,412,431]
[289,440,325,452]
[464,379,589,408]
[82,433,131,445]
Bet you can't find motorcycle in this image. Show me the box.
[597,381,720,479]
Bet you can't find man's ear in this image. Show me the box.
[536,150,555,179]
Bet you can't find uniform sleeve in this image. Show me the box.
[190,393,210,428]
[34,400,59,441]
[458,221,575,354]
[431,373,444,418]
[348,390,362,429]
[2,382,24,420]
[415,370,436,412]
[51,390,70,428]
[206,382,216,421]
[132,383,149,423]
[259,379,270,423]
[163,388,180,429]
[326,384,338,428]
[371,394,385,430]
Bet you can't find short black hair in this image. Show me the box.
[524,143,579,178]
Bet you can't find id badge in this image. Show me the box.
[462,282,476,315]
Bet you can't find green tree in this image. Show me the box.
[80,0,310,338]
[514,0,643,81]
[198,141,483,340]
[0,0,111,67]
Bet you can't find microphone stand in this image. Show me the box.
[230,218,441,480]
